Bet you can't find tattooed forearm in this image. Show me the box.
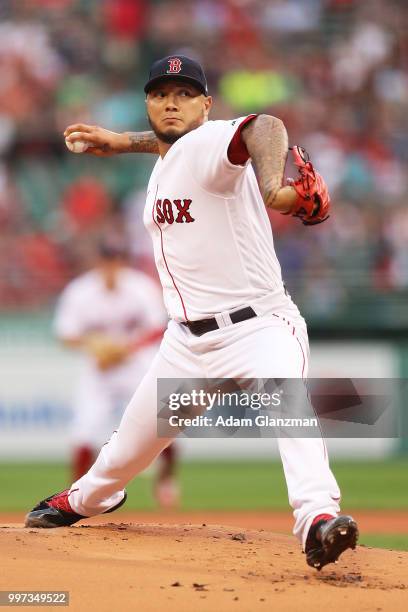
[242,115,290,209]
[123,131,159,154]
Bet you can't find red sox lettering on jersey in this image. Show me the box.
[155,199,195,224]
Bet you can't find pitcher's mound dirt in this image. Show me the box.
[1,522,407,612]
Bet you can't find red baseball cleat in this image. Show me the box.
[24,488,127,528]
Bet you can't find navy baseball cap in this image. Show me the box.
[144,55,208,96]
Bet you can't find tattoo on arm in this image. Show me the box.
[124,131,159,154]
[242,114,288,208]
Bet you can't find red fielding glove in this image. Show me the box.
[285,145,330,226]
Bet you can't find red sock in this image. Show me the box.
[311,513,335,527]
[72,446,95,481]
[157,444,177,480]
[161,444,177,463]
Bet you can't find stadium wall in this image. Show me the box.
[0,317,402,460]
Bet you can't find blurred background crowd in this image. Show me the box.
[0,0,407,333]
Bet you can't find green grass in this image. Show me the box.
[1,459,407,551]
[359,534,408,551]
[1,458,407,512]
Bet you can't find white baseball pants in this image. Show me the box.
[69,314,341,549]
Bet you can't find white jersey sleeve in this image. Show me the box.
[181,115,257,197]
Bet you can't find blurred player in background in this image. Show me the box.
[53,236,179,508]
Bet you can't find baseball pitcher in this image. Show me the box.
[25,56,358,570]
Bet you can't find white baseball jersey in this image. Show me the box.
[143,116,301,322]
[69,116,341,550]
[54,267,166,372]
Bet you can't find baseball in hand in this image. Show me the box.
[65,132,89,154]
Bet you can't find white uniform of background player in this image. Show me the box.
[54,264,162,443]
[54,246,180,505]
[66,113,342,551]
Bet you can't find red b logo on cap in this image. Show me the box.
[167,58,182,74]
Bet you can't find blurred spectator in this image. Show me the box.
[62,176,112,232]
[0,0,407,331]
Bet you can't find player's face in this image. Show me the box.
[146,81,212,144]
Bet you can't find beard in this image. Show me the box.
[148,114,205,144]
[148,116,189,144]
